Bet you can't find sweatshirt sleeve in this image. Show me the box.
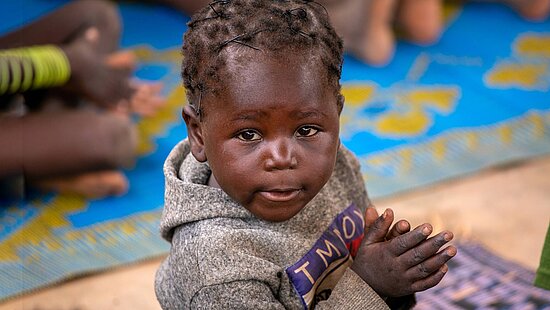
[165,266,403,310]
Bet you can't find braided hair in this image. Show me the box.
[182,0,344,115]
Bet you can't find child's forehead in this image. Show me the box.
[214,52,329,94]
[202,54,337,115]
[221,49,328,81]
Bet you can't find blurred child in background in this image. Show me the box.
[148,0,549,66]
[320,0,550,66]
[0,0,166,200]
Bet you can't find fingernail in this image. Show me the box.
[447,247,457,257]
[422,226,431,236]
[382,210,388,219]
[444,233,452,241]
[440,265,448,273]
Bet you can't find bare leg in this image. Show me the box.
[351,0,398,66]
[0,0,121,54]
[396,0,443,45]
[0,109,137,180]
[499,0,550,20]
[320,0,398,66]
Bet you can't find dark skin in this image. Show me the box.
[183,51,456,298]
[184,53,340,222]
[0,0,135,182]
[138,0,208,15]
[0,109,136,180]
[0,0,120,52]
[0,0,166,110]
[0,0,133,109]
[358,207,456,298]
[0,0,165,198]
[61,29,135,109]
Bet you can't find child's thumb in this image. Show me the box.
[364,207,379,230]
[363,208,393,245]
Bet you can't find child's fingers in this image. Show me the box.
[363,208,394,245]
[400,230,453,267]
[388,223,433,256]
[387,219,410,240]
[409,264,449,293]
[104,67,134,102]
[364,207,379,230]
[140,97,166,117]
[105,50,137,69]
[129,80,163,93]
[148,82,163,93]
[404,244,457,281]
[126,81,167,117]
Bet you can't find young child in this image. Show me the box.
[155,1,456,308]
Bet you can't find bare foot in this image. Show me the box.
[396,0,443,45]
[34,170,129,199]
[504,0,550,21]
[348,0,398,66]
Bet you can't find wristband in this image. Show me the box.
[0,45,71,95]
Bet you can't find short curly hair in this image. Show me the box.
[181,0,344,114]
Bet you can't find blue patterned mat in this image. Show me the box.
[1,0,549,302]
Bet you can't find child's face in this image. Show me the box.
[185,54,341,222]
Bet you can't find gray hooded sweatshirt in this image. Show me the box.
[155,139,390,309]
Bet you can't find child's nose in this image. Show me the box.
[264,138,298,171]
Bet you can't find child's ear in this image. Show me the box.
[337,94,344,115]
[182,105,207,162]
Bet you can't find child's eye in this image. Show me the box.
[237,130,262,141]
[296,126,319,137]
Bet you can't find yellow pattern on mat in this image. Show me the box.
[361,110,550,180]
[0,195,86,261]
[340,84,460,138]
[485,33,550,90]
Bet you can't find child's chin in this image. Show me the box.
[246,201,307,222]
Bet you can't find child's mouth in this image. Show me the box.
[259,189,301,202]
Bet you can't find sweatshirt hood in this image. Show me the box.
[161,139,251,241]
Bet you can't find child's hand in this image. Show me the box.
[352,208,456,298]
[62,28,135,108]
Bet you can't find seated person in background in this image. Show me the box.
[0,0,165,200]
[144,0,550,66]
[155,1,457,308]
[320,0,550,66]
